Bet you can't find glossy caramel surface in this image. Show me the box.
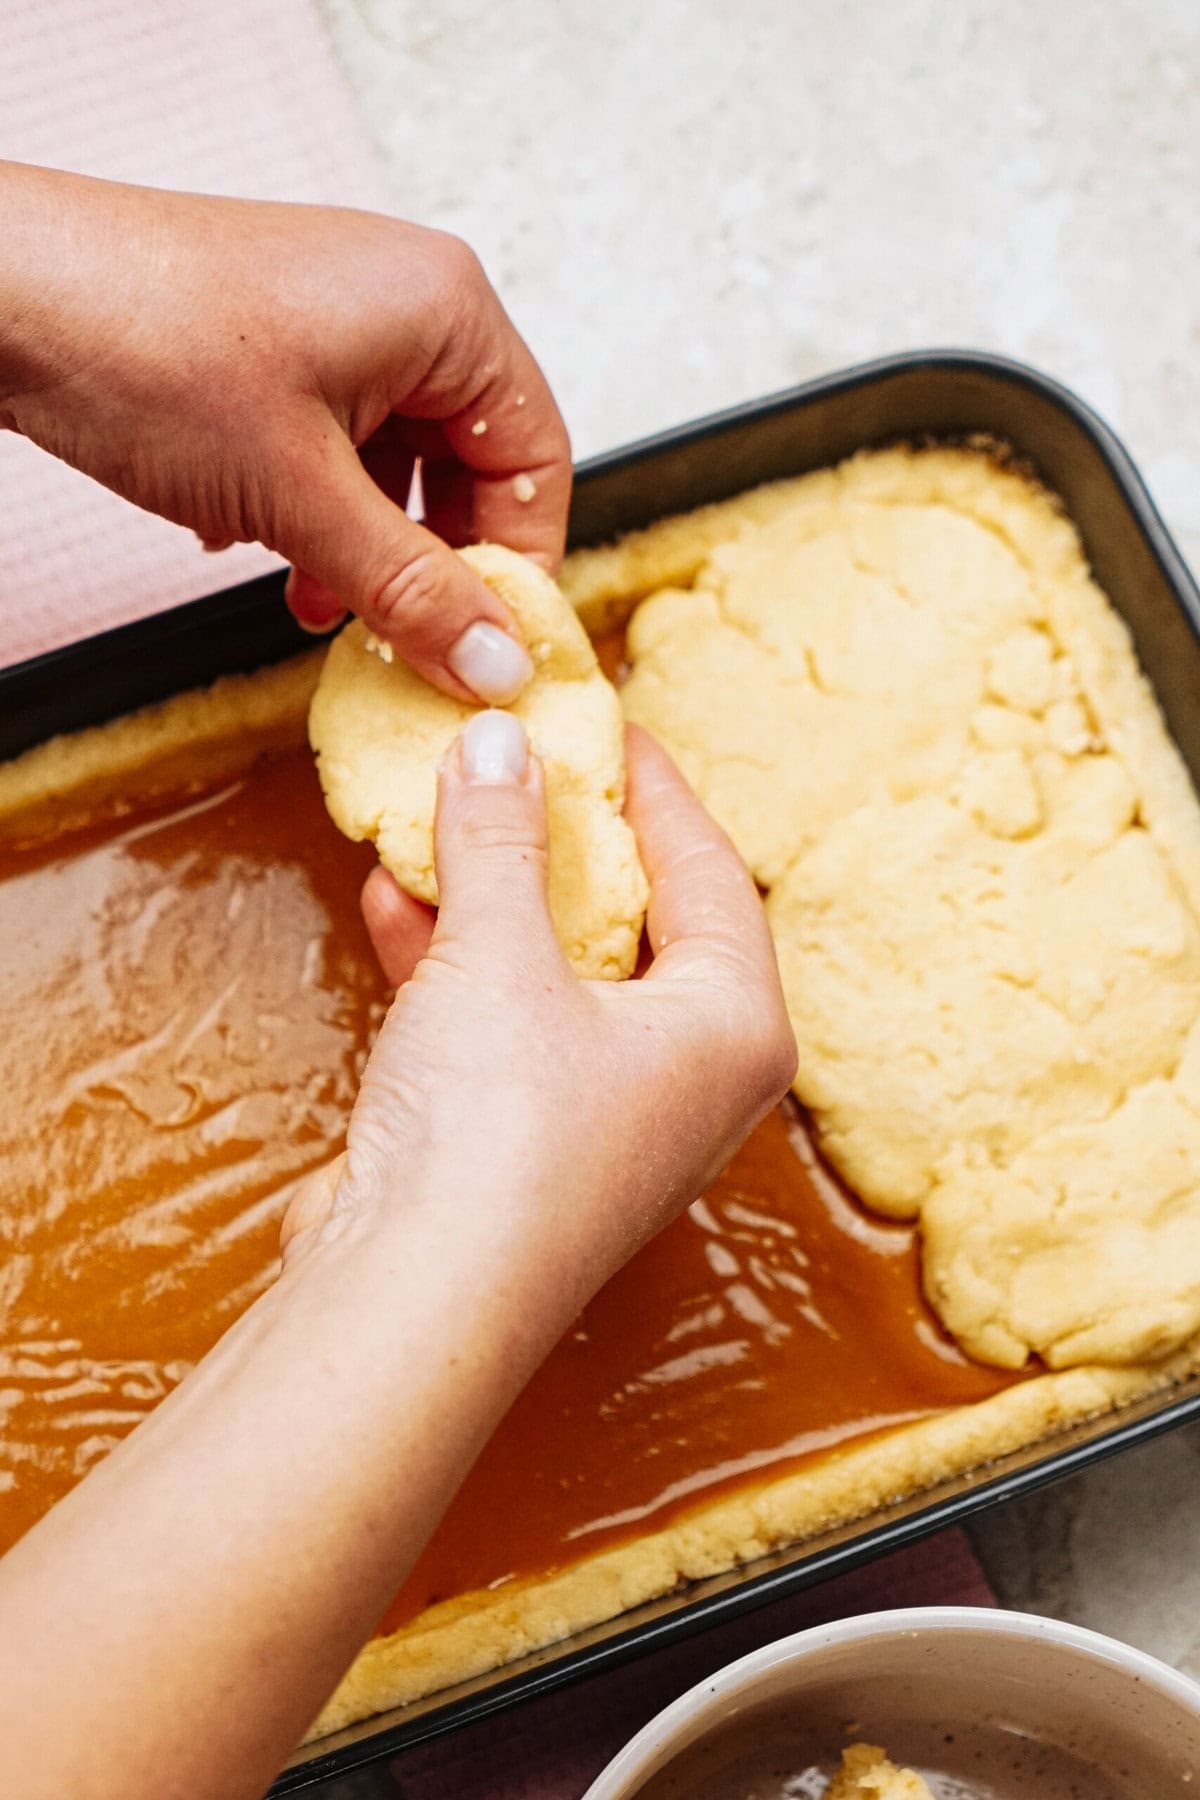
[0,735,1017,1625]
[389,1104,1016,1628]
[0,754,383,1545]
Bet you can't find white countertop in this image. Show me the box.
[319,0,1200,1681]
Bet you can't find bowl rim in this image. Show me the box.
[582,1604,1200,1799]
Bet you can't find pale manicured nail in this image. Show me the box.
[460,710,528,784]
[447,621,534,703]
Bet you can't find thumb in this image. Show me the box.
[430,711,563,969]
[282,434,534,705]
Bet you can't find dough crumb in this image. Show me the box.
[361,633,394,665]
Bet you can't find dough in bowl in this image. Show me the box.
[308,543,647,980]
[827,1743,933,1799]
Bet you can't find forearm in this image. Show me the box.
[0,1185,576,1800]
[0,160,122,412]
[0,160,229,498]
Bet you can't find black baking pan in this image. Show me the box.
[2,351,1199,1795]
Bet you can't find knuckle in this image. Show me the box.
[369,551,447,644]
[753,1008,800,1104]
[547,412,573,468]
[429,230,487,301]
[459,814,546,862]
[716,992,797,1110]
[520,391,572,470]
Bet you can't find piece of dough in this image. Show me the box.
[623,447,1200,1370]
[826,1743,933,1799]
[768,777,1200,1368]
[923,1068,1200,1368]
[309,544,647,980]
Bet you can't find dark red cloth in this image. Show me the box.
[343,1527,993,1799]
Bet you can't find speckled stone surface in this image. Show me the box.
[319,0,1200,576]
[317,0,1200,1675]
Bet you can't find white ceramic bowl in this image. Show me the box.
[583,1605,1200,1799]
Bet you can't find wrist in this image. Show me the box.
[275,1157,597,1389]
[0,163,67,407]
[0,161,141,422]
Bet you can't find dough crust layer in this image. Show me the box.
[310,1346,1196,1740]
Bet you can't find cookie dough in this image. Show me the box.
[766,773,1200,1367]
[309,544,647,980]
[623,447,1200,1369]
[620,480,1034,885]
[924,1066,1200,1367]
[827,1743,933,1799]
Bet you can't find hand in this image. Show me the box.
[280,715,797,1299]
[0,160,571,703]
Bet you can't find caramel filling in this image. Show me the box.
[0,733,1019,1629]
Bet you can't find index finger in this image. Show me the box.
[624,725,780,987]
[436,306,573,574]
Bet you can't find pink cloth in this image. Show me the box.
[357,1531,995,1800]
[0,0,392,668]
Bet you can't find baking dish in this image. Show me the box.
[3,351,1198,1793]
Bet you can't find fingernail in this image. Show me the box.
[447,621,534,704]
[296,611,347,636]
[460,710,528,784]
